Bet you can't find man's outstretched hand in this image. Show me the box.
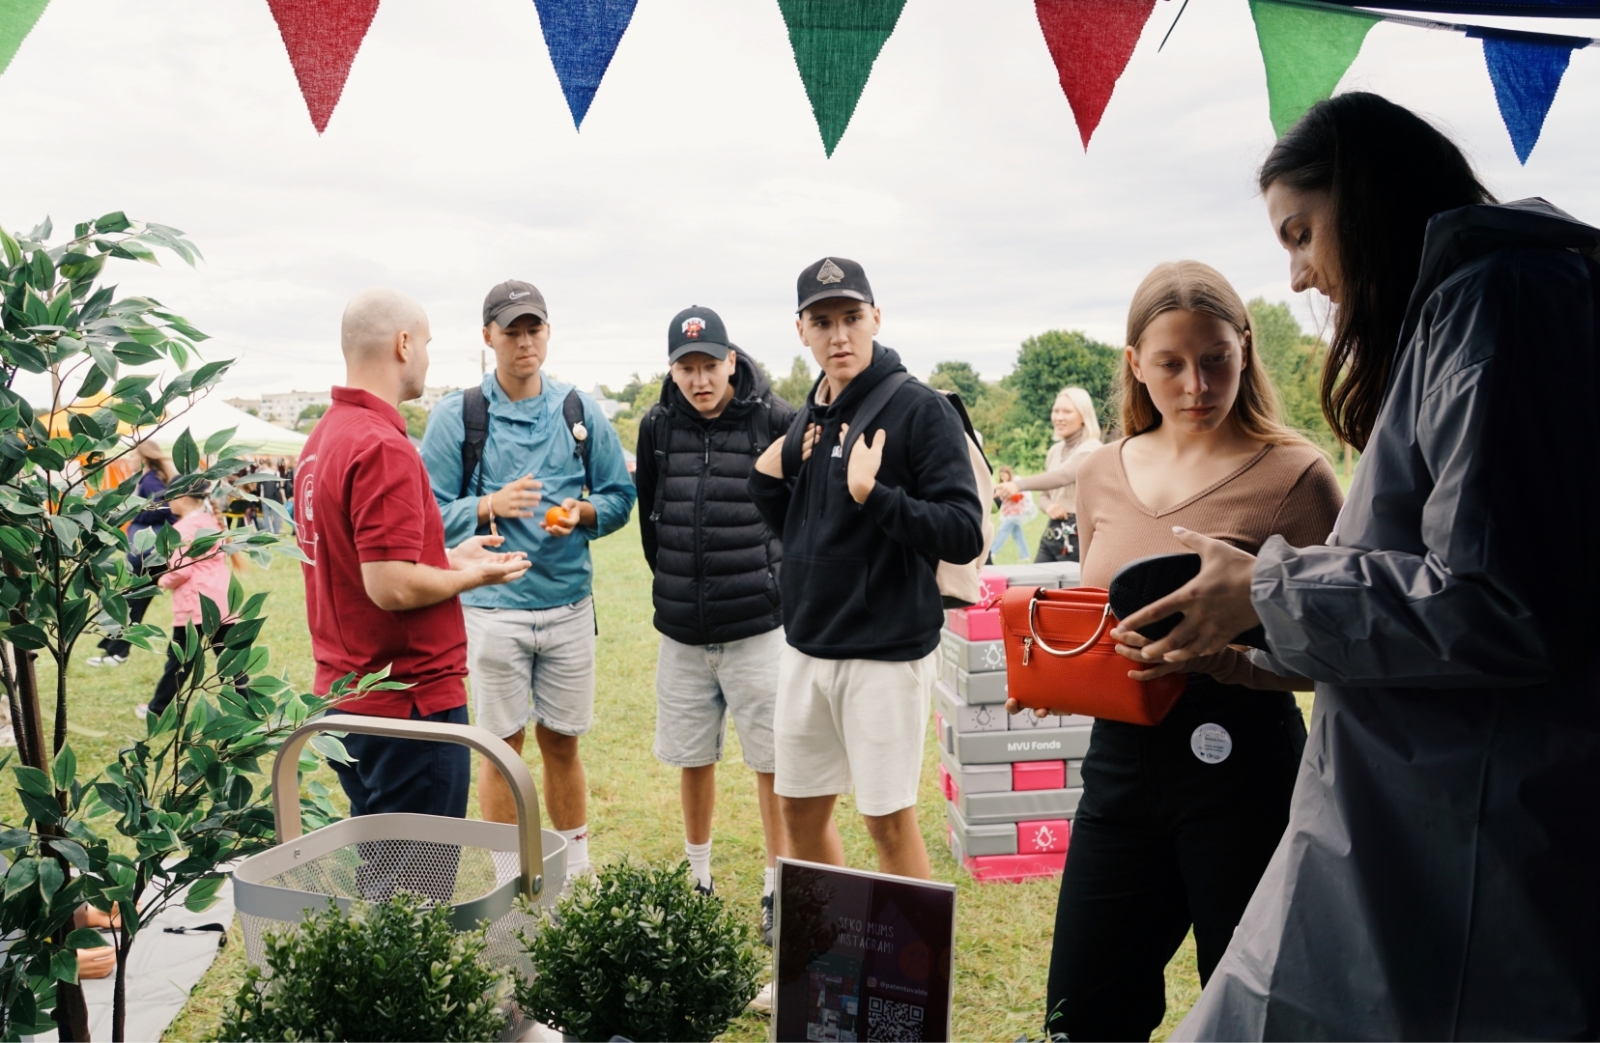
[448,534,530,589]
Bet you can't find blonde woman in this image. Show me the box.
[994,386,1101,562]
[1023,262,1342,1040]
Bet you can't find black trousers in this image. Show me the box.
[327,704,472,903]
[1035,514,1079,563]
[99,556,166,658]
[1045,678,1307,1041]
[149,622,240,718]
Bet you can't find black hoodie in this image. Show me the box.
[748,344,984,661]
[636,353,798,645]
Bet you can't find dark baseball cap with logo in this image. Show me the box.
[482,279,548,329]
[667,306,732,364]
[796,256,874,314]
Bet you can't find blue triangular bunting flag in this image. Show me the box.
[1473,28,1582,164]
[532,0,639,129]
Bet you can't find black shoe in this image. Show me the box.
[694,877,714,896]
[761,893,774,947]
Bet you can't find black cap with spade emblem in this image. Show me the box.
[796,256,874,314]
[666,306,732,364]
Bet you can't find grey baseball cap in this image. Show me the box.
[797,256,874,314]
[482,279,548,329]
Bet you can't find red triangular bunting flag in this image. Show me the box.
[266,0,382,134]
[1035,0,1156,149]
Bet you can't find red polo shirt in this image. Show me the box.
[295,387,468,717]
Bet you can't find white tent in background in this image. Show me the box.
[146,396,308,459]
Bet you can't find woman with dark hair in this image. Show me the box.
[1116,93,1600,1039]
[88,441,177,667]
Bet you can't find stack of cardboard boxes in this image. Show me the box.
[937,561,1091,883]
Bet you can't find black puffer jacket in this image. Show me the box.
[636,354,798,645]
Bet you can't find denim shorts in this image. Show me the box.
[654,628,783,774]
[463,598,596,740]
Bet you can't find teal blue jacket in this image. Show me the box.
[420,373,636,610]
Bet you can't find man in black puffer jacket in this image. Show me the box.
[635,305,797,943]
[749,257,984,881]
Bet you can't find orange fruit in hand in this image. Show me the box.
[544,506,571,528]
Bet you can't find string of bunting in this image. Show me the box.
[0,0,1593,163]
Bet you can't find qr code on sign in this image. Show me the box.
[866,996,924,1042]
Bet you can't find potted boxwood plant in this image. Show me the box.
[516,860,763,1043]
[214,892,513,1042]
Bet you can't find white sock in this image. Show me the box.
[560,825,590,876]
[763,865,775,898]
[686,839,713,889]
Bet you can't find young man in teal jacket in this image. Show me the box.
[421,280,636,879]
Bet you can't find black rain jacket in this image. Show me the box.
[1175,199,1600,1041]
[635,353,797,646]
[748,344,984,662]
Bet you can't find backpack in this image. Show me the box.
[458,385,591,499]
[647,397,774,523]
[781,374,995,607]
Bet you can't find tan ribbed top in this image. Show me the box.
[1076,437,1343,688]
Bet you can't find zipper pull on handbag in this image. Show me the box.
[1022,637,1033,665]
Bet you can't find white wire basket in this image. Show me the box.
[232,716,566,1034]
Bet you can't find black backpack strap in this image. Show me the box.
[458,386,489,499]
[747,399,773,455]
[649,407,671,523]
[841,372,914,460]
[780,401,812,478]
[562,387,593,492]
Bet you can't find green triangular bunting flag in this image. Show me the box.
[1249,0,1378,137]
[778,0,908,157]
[0,0,50,77]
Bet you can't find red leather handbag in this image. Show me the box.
[1000,586,1186,726]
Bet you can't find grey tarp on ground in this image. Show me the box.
[29,877,236,1043]
[1174,199,1600,1041]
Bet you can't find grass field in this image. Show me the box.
[11,507,1244,1042]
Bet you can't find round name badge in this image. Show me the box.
[1190,723,1233,765]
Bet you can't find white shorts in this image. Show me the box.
[654,628,782,773]
[463,599,595,739]
[773,646,937,817]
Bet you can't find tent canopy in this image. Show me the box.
[146,397,307,459]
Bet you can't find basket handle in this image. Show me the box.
[1027,590,1112,657]
[272,716,547,900]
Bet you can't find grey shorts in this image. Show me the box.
[654,628,783,774]
[463,599,596,740]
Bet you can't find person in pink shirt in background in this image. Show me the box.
[137,483,239,721]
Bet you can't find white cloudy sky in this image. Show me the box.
[3,0,1597,407]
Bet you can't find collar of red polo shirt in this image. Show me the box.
[330,386,408,435]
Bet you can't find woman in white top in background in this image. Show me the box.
[994,386,1101,562]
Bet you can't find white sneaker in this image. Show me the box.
[134,704,149,720]
[86,655,127,667]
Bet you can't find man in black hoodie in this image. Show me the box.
[749,257,984,879]
[635,306,797,941]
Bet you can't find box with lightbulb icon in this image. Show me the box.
[936,565,1091,883]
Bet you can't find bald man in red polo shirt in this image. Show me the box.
[296,288,529,818]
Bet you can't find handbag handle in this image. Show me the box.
[1027,590,1112,658]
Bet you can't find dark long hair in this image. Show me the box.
[1259,93,1492,450]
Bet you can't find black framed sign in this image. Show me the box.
[771,858,957,1042]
